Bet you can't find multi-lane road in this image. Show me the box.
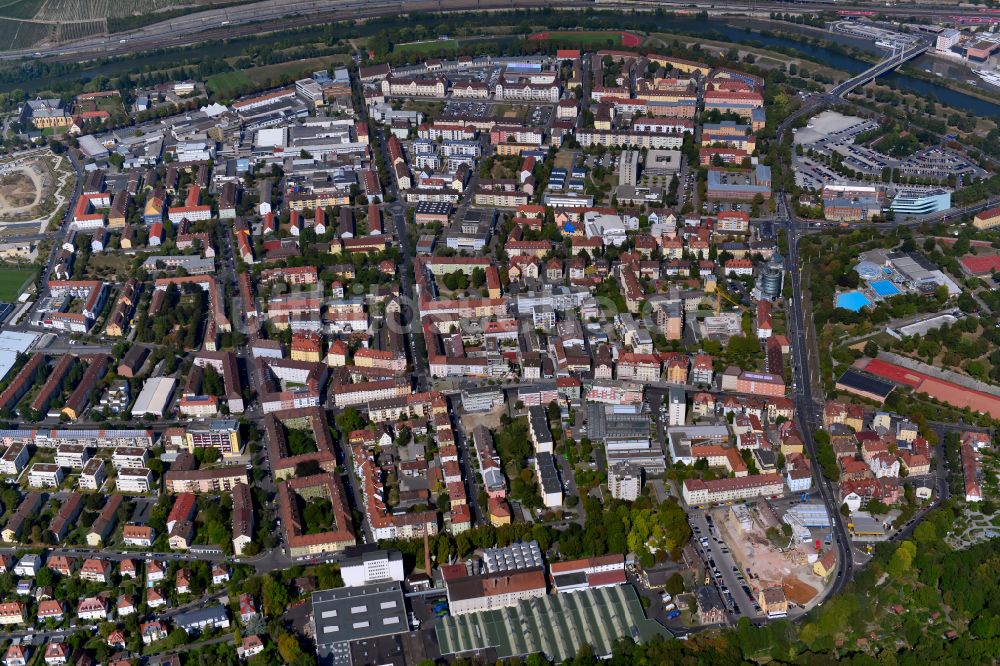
[783,210,855,602]
[2,0,992,65]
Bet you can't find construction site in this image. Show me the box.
[713,502,828,607]
[0,149,74,233]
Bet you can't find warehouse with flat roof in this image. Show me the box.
[131,376,176,418]
[312,582,408,665]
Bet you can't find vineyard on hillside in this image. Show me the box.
[33,0,107,21]
[0,0,45,20]
[0,0,249,51]
[53,17,103,42]
[0,17,51,50]
[34,0,234,20]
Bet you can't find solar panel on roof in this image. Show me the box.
[836,369,894,399]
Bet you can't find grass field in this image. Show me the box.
[0,266,36,301]
[242,54,350,85]
[493,104,528,122]
[205,70,252,98]
[85,252,134,279]
[393,38,458,58]
[402,99,444,118]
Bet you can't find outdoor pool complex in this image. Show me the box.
[836,291,873,312]
[869,280,901,297]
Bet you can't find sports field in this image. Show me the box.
[0,267,36,301]
[206,70,253,98]
[393,38,458,57]
[527,30,641,47]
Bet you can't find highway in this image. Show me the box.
[1,0,565,64]
[1,0,992,65]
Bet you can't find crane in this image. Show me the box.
[715,286,741,316]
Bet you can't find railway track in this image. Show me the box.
[4,0,989,65]
[12,0,591,64]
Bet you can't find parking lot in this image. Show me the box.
[440,100,552,126]
[688,510,762,621]
[447,65,503,89]
[584,153,617,170]
[441,100,492,120]
[793,110,988,189]
[703,200,752,215]
[795,156,843,190]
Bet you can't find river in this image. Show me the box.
[666,17,1000,119]
[9,12,1000,118]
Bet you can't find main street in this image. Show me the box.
[763,53,975,612]
[768,90,858,603]
[782,207,854,602]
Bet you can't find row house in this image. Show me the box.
[381,77,446,97]
[616,353,661,383]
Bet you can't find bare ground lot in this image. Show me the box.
[461,406,505,432]
[713,505,823,605]
[0,150,73,231]
[0,164,43,214]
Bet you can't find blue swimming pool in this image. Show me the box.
[836,291,873,312]
[870,280,901,297]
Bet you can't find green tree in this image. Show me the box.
[335,407,365,436]
[262,574,289,618]
[276,632,304,663]
[665,572,685,596]
[888,543,914,577]
[913,521,936,544]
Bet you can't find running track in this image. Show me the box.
[862,358,1000,419]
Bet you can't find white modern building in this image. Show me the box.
[608,463,642,501]
[27,464,62,489]
[668,388,686,427]
[341,549,406,588]
[116,467,154,493]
